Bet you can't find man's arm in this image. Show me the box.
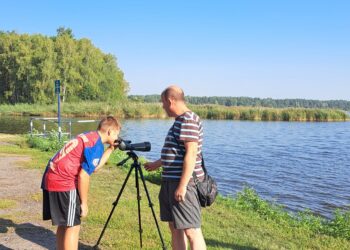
[175,141,198,202]
[144,159,162,171]
[78,169,90,217]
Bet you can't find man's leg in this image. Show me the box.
[64,225,81,250]
[184,227,206,250]
[169,222,187,250]
[56,226,65,250]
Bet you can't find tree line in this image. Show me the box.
[0,28,128,104]
[129,95,350,111]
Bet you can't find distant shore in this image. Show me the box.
[0,101,349,121]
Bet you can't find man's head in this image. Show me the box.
[161,85,188,117]
[97,116,121,145]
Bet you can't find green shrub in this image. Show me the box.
[27,129,68,152]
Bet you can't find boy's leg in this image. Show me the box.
[56,226,65,250]
[56,225,80,250]
[47,190,81,250]
[64,225,81,250]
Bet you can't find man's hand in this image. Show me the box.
[144,160,161,171]
[174,184,187,202]
[81,203,88,218]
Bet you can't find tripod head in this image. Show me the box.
[116,151,139,166]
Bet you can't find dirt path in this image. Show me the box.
[0,154,57,249]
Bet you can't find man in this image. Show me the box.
[41,116,121,250]
[145,85,206,250]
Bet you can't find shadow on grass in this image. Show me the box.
[206,238,259,250]
[0,218,93,249]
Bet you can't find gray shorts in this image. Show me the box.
[159,180,201,229]
[43,189,81,227]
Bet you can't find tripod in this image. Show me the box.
[94,151,167,249]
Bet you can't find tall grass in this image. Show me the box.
[230,187,350,240]
[0,101,165,118]
[0,101,348,121]
[191,105,349,121]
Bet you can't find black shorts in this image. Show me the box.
[159,181,201,229]
[43,189,81,227]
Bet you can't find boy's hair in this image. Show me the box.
[97,116,121,132]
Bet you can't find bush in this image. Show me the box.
[27,129,68,152]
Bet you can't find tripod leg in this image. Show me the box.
[95,165,134,248]
[137,166,167,250]
[135,163,143,248]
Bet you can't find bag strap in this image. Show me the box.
[170,124,207,184]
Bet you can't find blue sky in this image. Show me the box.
[1,1,349,100]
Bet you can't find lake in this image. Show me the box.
[0,115,349,218]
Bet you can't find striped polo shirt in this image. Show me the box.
[161,111,204,181]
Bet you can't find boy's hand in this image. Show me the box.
[111,140,120,150]
[107,144,115,151]
[81,203,88,218]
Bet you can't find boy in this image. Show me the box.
[41,116,121,250]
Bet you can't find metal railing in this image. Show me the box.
[30,117,99,139]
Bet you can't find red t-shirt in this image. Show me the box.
[42,131,104,192]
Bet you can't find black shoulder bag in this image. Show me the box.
[193,156,218,207]
[171,126,218,207]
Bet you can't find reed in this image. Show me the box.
[0,101,348,121]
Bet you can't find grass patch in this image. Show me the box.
[0,133,51,170]
[0,199,17,209]
[82,167,350,249]
[30,192,42,202]
[0,133,26,144]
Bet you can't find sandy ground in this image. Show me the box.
[0,134,97,250]
[0,154,59,250]
[0,153,94,250]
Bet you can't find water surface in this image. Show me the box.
[1,116,349,218]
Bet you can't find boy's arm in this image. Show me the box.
[78,169,90,217]
[94,145,115,172]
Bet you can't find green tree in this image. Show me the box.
[0,29,128,104]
